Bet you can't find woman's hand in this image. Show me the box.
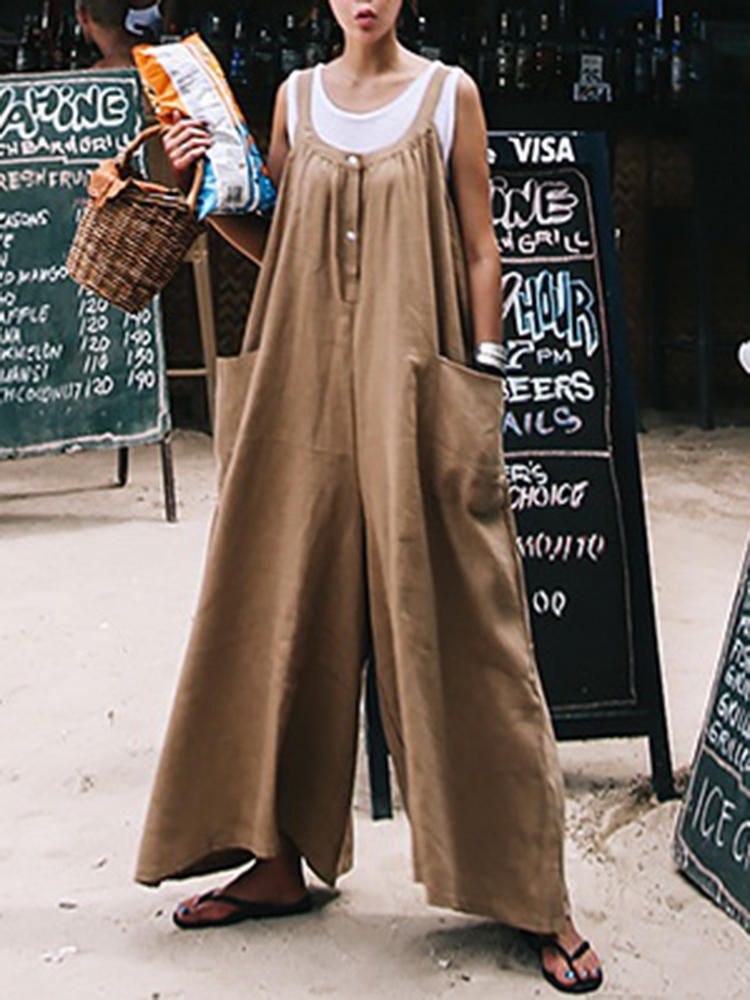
[162,111,212,192]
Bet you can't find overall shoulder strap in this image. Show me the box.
[294,67,315,142]
[409,63,451,138]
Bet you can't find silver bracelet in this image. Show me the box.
[473,341,507,376]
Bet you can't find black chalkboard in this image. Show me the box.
[674,543,750,934]
[0,70,169,460]
[489,131,674,796]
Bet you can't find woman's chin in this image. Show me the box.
[351,18,386,38]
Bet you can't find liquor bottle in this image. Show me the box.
[15,16,39,73]
[160,0,182,37]
[612,24,632,101]
[496,11,515,94]
[476,27,495,92]
[650,16,669,102]
[415,14,441,61]
[229,13,250,86]
[38,0,59,71]
[53,13,74,71]
[202,12,229,72]
[572,25,612,103]
[397,1,417,50]
[456,17,474,77]
[632,19,651,99]
[514,15,535,95]
[251,23,277,90]
[556,8,578,100]
[68,18,88,69]
[305,6,327,68]
[279,13,304,78]
[320,5,340,59]
[534,11,558,97]
[669,14,688,99]
[686,12,709,100]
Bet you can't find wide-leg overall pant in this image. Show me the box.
[135,66,571,934]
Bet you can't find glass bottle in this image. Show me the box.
[320,5,340,59]
[251,22,277,90]
[496,11,515,94]
[476,27,495,92]
[572,24,612,103]
[202,12,229,72]
[67,18,88,70]
[416,14,442,62]
[305,6,327,68]
[456,17,475,77]
[53,13,74,71]
[631,19,651,99]
[397,2,417,50]
[534,11,558,97]
[557,9,577,100]
[38,0,59,71]
[670,14,688,100]
[229,13,250,86]
[279,13,304,78]
[15,15,39,73]
[612,23,632,102]
[686,11,709,100]
[650,16,669,102]
[514,14,535,95]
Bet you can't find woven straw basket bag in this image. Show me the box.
[67,123,205,314]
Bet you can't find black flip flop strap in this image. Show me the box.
[209,892,261,908]
[569,939,591,964]
[548,938,592,973]
[196,889,221,905]
[209,892,309,911]
[193,890,258,911]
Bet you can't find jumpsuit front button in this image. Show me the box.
[346,154,359,166]
[346,229,357,242]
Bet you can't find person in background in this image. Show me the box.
[125,1,162,41]
[74,0,141,68]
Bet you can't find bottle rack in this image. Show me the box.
[0,2,719,110]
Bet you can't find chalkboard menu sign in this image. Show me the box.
[489,132,673,795]
[674,543,750,934]
[0,70,169,460]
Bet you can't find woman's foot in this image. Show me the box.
[535,914,603,993]
[174,840,308,928]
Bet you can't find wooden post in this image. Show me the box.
[168,233,218,431]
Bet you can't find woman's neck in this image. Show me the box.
[336,33,405,79]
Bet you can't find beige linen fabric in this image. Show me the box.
[135,66,571,934]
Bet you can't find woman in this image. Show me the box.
[135,2,603,993]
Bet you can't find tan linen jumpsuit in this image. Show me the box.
[135,65,571,935]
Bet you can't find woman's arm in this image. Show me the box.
[208,80,291,265]
[449,72,502,348]
[162,81,292,267]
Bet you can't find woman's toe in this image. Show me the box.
[175,893,209,921]
[542,949,574,985]
[572,952,603,983]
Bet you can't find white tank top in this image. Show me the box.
[286,61,462,170]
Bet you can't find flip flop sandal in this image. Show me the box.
[521,930,604,994]
[173,889,313,929]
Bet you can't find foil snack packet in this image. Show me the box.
[133,33,276,221]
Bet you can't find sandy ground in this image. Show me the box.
[1,420,749,999]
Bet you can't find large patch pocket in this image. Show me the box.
[417,353,508,517]
[213,349,261,489]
